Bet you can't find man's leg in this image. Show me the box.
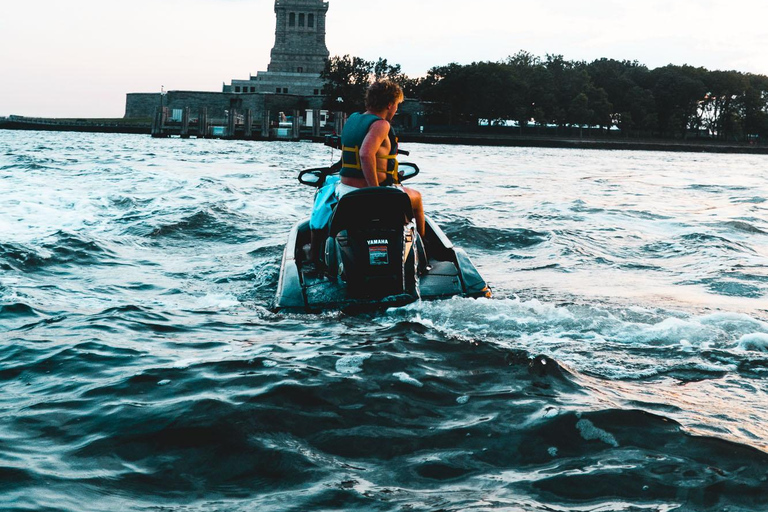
[402,186,425,237]
[308,177,340,264]
[309,230,325,262]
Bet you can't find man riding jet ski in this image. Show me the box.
[308,80,425,263]
[274,80,491,312]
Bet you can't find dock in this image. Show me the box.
[150,107,345,141]
[0,115,151,134]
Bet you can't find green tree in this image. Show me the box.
[506,51,541,131]
[373,58,423,98]
[586,59,648,114]
[742,74,768,139]
[369,49,768,143]
[616,111,633,137]
[700,70,749,140]
[624,85,657,135]
[545,55,591,131]
[373,58,401,80]
[568,92,593,138]
[321,55,374,114]
[651,65,707,138]
[422,61,521,125]
[587,85,613,131]
[529,65,557,129]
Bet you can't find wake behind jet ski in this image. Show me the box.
[274,145,491,313]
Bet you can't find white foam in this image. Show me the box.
[194,293,240,310]
[576,419,619,447]
[737,333,768,352]
[628,313,768,350]
[390,296,579,340]
[384,296,768,380]
[393,372,424,388]
[335,354,370,374]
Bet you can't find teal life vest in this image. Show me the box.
[339,112,399,185]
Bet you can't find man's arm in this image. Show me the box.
[358,120,390,187]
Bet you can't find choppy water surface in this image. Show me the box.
[1,131,767,511]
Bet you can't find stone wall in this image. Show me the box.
[125,90,324,120]
[125,93,161,119]
[230,71,324,96]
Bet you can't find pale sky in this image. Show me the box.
[2,0,768,118]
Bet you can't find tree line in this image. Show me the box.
[321,51,768,141]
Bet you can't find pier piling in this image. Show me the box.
[244,109,253,139]
[261,111,270,138]
[181,107,190,138]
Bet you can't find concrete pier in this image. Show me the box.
[149,106,342,141]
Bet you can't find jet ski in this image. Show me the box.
[274,151,491,313]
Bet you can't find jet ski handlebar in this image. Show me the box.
[298,160,420,188]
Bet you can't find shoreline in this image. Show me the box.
[0,116,152,135]
[2,116,766,155]
[398,133,768,154]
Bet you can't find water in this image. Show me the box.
[1,130,767,511]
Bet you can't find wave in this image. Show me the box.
[679,232,753,252]
[439,217,549,251]
[4,131,768,512]
[108,195,154,211]
[0,241,51,271]
[143,206,258,243]
[688,183,751,192]
[721,220,767,235]
[3,300,767,511]
[44,231,118,266]
[83,305,194,334]
[526,409,768,508]
[385,297,768,379]
[688,276,764,298]
[0,232,118,271]
[553,229,624,265]
[642,232,756,263]
[7,334,764,511]
[731,196,766,204]
[0,302,40,320]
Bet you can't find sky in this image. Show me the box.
[2,0,768,118]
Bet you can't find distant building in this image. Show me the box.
[224,0,330,97]
[124,0,421,133]
[125,0,330,119]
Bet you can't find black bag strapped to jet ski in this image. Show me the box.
[274,139,491,312]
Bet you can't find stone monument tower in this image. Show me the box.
[225,0,330,96]
[269,0,330,75]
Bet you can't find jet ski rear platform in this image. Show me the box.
[275,214,491,313]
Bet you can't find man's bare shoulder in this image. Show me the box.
[369,118,390,130]
[363,119,390,140]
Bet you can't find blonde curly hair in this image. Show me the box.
[365,80,404,111]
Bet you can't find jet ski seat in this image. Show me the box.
[329,186,414,236]
[325,187,417,298]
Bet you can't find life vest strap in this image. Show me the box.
[341,145,399,184]
[382,155,399,183]
[341,145,362,169]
